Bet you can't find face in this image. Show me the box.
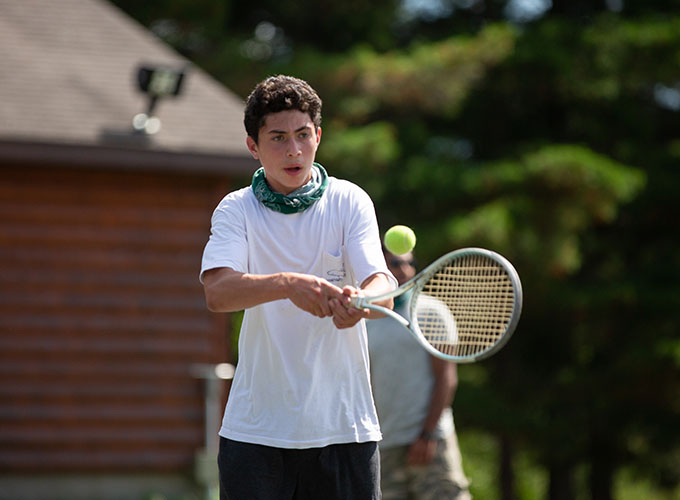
[246,109,322,195]
[385,251,416,286]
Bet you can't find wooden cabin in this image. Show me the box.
[0,0,255,498]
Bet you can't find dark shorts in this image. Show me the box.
[218,437,381,500]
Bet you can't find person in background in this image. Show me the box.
[367,247,472,499]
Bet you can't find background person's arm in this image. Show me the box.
[407,357,457,465]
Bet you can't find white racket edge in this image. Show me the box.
[353,247,523,363]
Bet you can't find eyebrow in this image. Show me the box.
[267,125,312,135]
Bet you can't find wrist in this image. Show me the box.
[419,429,435,441]
[278,272,294,298]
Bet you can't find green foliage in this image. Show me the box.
[226,0,402,52]
[329,24,518,120]
[318,121,400,199]
[458,430,502,499]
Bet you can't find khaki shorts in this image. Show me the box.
[380,433,472,500]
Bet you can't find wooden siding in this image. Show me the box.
[0,166,233,472]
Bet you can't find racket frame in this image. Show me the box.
[353,247,523,362]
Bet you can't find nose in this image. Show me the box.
[287,138,302,157]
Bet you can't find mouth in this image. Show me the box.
[284,166,303,174]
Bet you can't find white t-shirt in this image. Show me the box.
[201,177,395,449]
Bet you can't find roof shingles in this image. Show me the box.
[0,0,249,158]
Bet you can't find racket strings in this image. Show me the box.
[415,254,516,358]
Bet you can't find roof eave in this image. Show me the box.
[0,138,257,175]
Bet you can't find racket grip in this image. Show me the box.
[349,295,366,309]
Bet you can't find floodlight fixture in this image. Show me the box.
[132,64,187,135]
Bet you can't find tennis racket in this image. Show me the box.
[353,247,522,363]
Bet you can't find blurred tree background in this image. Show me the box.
[111,0,679,498]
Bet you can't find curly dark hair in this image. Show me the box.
[244,75,322,142]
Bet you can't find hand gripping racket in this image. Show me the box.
[353,248,523,363]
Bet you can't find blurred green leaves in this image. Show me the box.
[329,24,517,120]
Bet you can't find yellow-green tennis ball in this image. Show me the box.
[384,225,416,255]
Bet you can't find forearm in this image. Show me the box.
[406,359,457,465]
[359,273,394,319]
[203,268,288,312]
[421,360,457,437]
[203,267,348,319]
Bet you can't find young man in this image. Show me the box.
[200,75,395,500]
[367,248,471,500]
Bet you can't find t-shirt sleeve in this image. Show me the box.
[199,194,249,283]
[343,184,397,290]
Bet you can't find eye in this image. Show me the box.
[298,132,310,139]
[271,135,284,142]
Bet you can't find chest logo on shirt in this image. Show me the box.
[323,250,351,286]
[326,265,346,283]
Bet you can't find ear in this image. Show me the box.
[246,136,259,159]
[315,127,322,146]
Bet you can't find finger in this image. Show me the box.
[331,307,354,329]
[329,299,350,321]
[408,450,424,466]
[323,281,346,298]
[342,304,362,322]
[341,286,360,303]
[318,299,332,317]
